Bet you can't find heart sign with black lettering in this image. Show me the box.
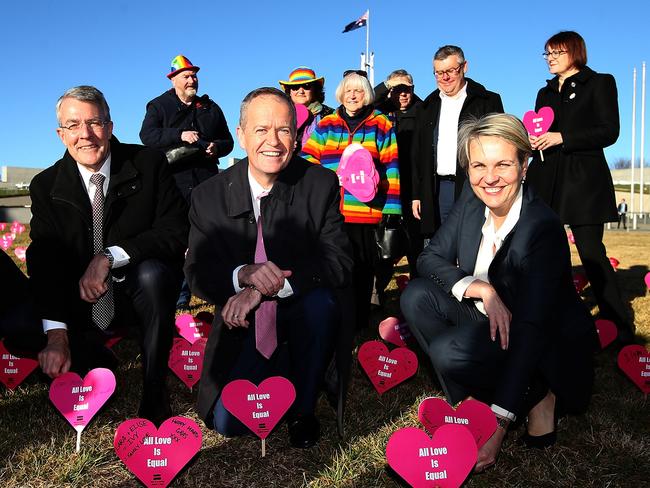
[358,340,418,394]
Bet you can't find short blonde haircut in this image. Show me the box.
[335,73,374,107]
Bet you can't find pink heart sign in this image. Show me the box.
[0,236,11,251]
[168,338,206,389]
[49,368,116,432]
[295,103,310,129]
[221,376,296,439]
[114,416,202,488]
[10,221,25,235]
[417,398,496,449]
[358,340,418,394]
[378,316,413,348]
[609,257,620,270]
[573,272,588,293]
[0,222,6,231]
[337,143,380,202]
[595,319,618,349]
[14,246,27,262]
[175,313,212,344]
[386,425,477,488]
[395,274,410,292]
[0,340,38,390]
[523,107,554,137]
[568,232,575,244]
[617,345,650,395]
[644,272,650,290]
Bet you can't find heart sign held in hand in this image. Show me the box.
[175,313,212,344]
[523,107,554,137]
[168,338,206,389]
[358,340,418,394]
[417,397,496,449]
[295,103,310,129]
[386,425,477,488]
[617,345,650,395]
[0,340,38,390]
[221,376,296,440]
[378,316,413,348]
[114,416,202,488]
[336,143,380,202]
[573,272,588,293]
[595,319,618,350]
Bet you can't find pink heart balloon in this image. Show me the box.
[417,398,496,449]
[645,272,650,290]
[523,106,555,137]
[175,313,212,344]
[386,425,477,488]
[617,345,650,395]
[49,368,116,432]
[168,338,206,389]
[14,246,26,262]
[609,257,620,270]
[221,376,296,440]
[595,319,618,349]
[573,272,588,293]
[358,340,418,394]
[395,274,410,292]
[295,103,310,129]
[378,316,413,348]
[337,143,380,202]
[114,416,202,488]
[0,340,38,390]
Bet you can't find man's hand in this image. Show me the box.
[205,142,218,157]
[181,130,200,144]
[238,262,292,297]
[474,418,508,472]
[412,200,421,220]
[221,287,263,329]
[38,329,72,378]
[79,254,111,303]
[466,280,511,350]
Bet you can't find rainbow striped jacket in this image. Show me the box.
[301,108,401,224]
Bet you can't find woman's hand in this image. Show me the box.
[467,280,511,350]
[530,132,563,151]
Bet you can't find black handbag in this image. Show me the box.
[375,216,408,261]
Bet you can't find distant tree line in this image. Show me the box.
[611,157,650,169]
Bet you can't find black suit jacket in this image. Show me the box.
[418,184,595,414]
[411,78,503,234]
[185,156,353,424]
[27,139,188,329]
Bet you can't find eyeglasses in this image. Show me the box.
[542,50,567,59]
[344,88,365,96]
[343,69,368,78]
[434,63,465,78]
[290,82,315,91]
[59,119,110,134]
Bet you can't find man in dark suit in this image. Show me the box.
[411,45,503,237]
[617,198,627,229]
[185,87,353,448]
[27,86,188,424]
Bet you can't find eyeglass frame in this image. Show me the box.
[59,119,111,134]
[343,69,368,79]
[542,49,568,60]
[433,62,465,79]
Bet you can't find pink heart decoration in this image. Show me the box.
[378,316,413,348]
[417,397,496,449]
[386,425,477,488]
[10,222,25,235]
[337,143,379,202]
[14,246,27,262]
[645,272,650,290]
[573,272,588,293]
[595,319,618,349]
[358,340,418,394]
[522,106,555,137]
[295,103,310,129]
[221,376,296,439]
[175,313,212,344]
[0,222,6,231]
[609,257,620,270]
[49,368,116,432]
[395,274,410,292]
[168,338,206,389]
[617,345,650,395]
[0,340,38,390]
[0,237,11,251]
[114,416,202,488]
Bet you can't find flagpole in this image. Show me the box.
[366,9,370,74]
[631,67,637,214]
[640,61,646,214]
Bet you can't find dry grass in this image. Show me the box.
[1,229,648,487]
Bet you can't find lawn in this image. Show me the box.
[1,228,648,487]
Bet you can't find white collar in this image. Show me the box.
[481,185,524,246]
[247,167,273,199]
[77,155,112,193]
[439,81,468,101]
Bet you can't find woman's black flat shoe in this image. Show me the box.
[520,430,556,449]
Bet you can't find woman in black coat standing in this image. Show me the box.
[526,31,633,343]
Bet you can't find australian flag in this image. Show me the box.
[342,10,368,33]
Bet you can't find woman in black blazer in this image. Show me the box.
[526,31,633,343]
[401,114,595,471]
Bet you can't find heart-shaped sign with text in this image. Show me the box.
[49,368,116,432]
[573,272,588,293]
[617,345,650,395]
[337,143,379,202]
[0,341,38,390]
[175,313,212,345]
[378,316,413,348]
[114,416,202,488]
[221,376,296,439]
[358,340,418,394]
[386,425,477,488]
[168,338,206,389]
[418,397,496,449]
[523,107,554,137]
[595,319,618,349]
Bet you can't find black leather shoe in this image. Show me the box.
[520,430,556,449]
[138,383,172,427]
[288,414,320,449]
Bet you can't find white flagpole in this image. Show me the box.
[640,61,646,214]
[366,9,371,84]
[631,67,637,213]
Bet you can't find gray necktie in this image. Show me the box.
[89,173,114,330]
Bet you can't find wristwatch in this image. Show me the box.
[102,248,114,268]
[495,416,509,430]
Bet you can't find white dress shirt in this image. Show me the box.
[436,82,468,176]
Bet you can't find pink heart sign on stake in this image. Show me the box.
[0,222,6,231]
[114,416,202,488]
[523,107,554,137]
[644,272,650,290]
[595,319,618,349]
[617,345,650,395]
[336,143,380,202]
[14,246,27,262]
[567,232,575,244]
[0,340,38,390]
[417,397,496,449]
[358,340,418,394]
[386,425,477,488]
[221,376,296,440]
[378,316,413,348]
[609,257,620,270]
[168,338,206,389]
[175,313,212,344]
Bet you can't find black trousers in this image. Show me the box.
[344,223,377,330]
